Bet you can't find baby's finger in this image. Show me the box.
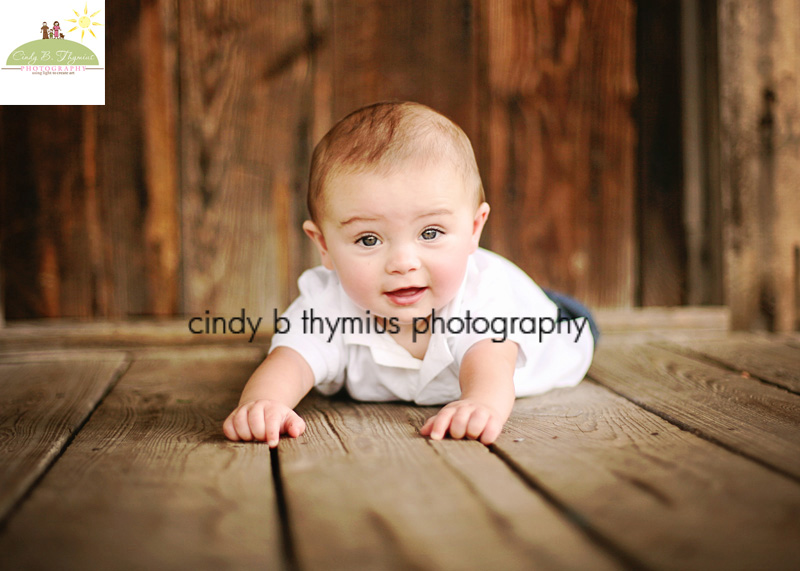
[429,408,457,440]
[419,415,436,436]
[222,413,239,441]
[232,406,254,441]
[448,407,475,440]
[284,412,306,438]
[264,413,283,448]
[247,405,267,441]
[465,409,490,440]
[479,416,504,445]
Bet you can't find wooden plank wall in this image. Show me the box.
[179,1,313,318]
[479,1,636,309]
[3,0,640,320]
[681,0,725,307]
[718,0,800,331]
[637,0,687,306]
[0,0,173,320]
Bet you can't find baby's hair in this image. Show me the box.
[308,101,484,223]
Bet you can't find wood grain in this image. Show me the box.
[279,394,621,570]
[90,0,149,317]
[419,420,622,570]
[330,0,477,141]
[0,353,128,523]
[180,0,313,316]
[0,352,281,570]
[2,332,800,568]
[680,0,725,306]
[478,0,636,308]
[493,381,800,570]
[0,0,182,319]
[718,0,800,331]
[660,334,800,393]
[589,342,800,479]
[0,0,690,319]
[141,0,180,315]
[0,106,93,319]
[0,104,4,326]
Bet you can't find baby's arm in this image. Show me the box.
[420,338,517,445]
[223,347,315,447]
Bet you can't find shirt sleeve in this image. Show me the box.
[267,268,347,395]
[449,250,537,367]
[449,249,594,395]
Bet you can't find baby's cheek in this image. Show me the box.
[338,267,377,309]
[433,257,469,299]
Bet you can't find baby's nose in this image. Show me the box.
[386,244,420,274]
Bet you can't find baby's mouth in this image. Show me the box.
[384,286,427,306]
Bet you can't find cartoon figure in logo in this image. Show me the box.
[41,21,50,40]
[49,30,54,39]
[53,21,61,39]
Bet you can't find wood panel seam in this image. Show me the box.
[487,443,650,571]
[270,447,299,571]
[0,356,132,532]
[423,439,569,560]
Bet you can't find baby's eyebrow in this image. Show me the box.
[417,209,453,218]
[338,209,454,227]
[339,215,380,227]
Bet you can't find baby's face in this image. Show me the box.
[305,161,489,324]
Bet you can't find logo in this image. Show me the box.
[0,1,105,105]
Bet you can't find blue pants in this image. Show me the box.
[542,289,600,347]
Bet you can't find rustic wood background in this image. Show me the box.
[0,0,798,331]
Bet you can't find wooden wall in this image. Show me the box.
[718,0,800,331]
[21,0,800,327]
[479,2,636,308]
[1,0,640,321]
[637,0,687,307]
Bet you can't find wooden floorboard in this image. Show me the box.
[493,382,800,570]
[0,352,128,523]
[1,316,799,570]
[588,343,800,480]
[659,334,800,393]
[0,349,282,570]
[279,394,621,570]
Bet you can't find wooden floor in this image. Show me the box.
[1,310,799,570]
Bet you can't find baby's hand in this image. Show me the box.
[419,399,505,445]
[223,399,306,447]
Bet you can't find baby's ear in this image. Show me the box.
[302,220,334,270]
[471,202,490,250]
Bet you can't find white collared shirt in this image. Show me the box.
[269,248,594,405]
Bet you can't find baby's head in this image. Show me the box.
[307,101,484,225]
[303,101,490,323]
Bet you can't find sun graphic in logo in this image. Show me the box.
[66,2,103,41]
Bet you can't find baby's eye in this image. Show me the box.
[420,227,443,241]
[356,234,381,247]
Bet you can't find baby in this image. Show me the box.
[223,102,596,446]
